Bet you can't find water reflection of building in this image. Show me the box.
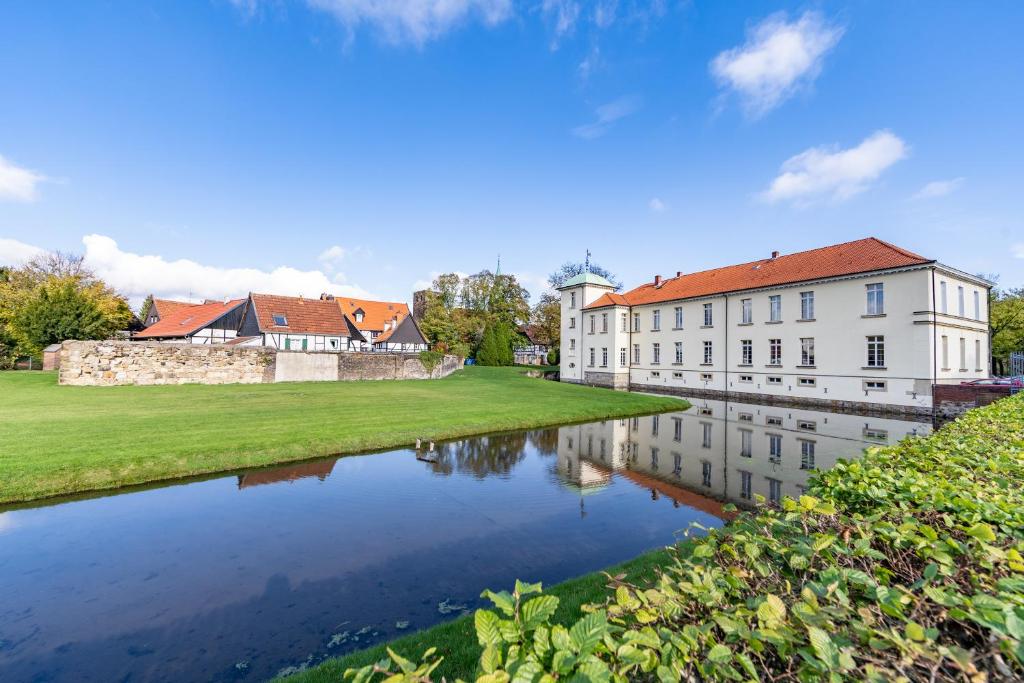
[237,460,336,489]
[558,396,931,510]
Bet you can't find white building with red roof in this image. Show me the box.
[134,299,247,344]
[558,237,992,412]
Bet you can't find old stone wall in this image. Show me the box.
[57,341,462,386]
[933,383,1011,421]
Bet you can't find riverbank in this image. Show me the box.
[0,367,686,505]
[279,546,678,682]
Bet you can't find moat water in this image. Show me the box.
[0,398,930,682]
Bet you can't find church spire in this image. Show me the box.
[496,253,501,276]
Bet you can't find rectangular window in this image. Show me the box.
[633,313,640,332]
[652,309,660,331]
[769,295,782,322]
[673,417,682,442]
[798,377,816,387]
[701,461,712,487]
[651,415,659,436]
[601,347,608,367]
[864,427,888,441]
[768,434,782,462]
[738,412,753,422]
[769,338,782,365]
[959,337,966,370]
[601,313,608,333]
[674,341,683,364]
[766,415,783,426]
[800,337,815,366]
[651,371,660,377]
[589,315,595,334]
[800,291,814,320]
[620,347,627,366]
[673,371,682,378]
[569,317,576,329]
[700,372,713,381]
[958,286,965,317]
[741,339,752,365]
[940,281,948,313]
[650,447,658,470]
[673,453,682,477]
[652,343,661,364]
[703,341,713,364]
[767,376,783,385]
[620,312,627,332]
[703,303,713,326]
[633,344,640,364]
[699,407,712,416]
[701,422,712,449]
[740,429,752,457]
[768,478,782,504]
[741,298,752,324]
[740,470,752,500]
[272,313,288,326]
[976,339,983,371]
[569,339,576,353]
[864,380,887,391]
[797,420,816,431]
[866,283,884,315]
[739,374,753,383]
[674,306,683,328]
[589,348,595,366]
[570,292,576,308]
[974,290,981,320]
[866,335,885,367]
[797,440,816,472]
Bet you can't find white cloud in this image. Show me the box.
[0,237,46,265]
[912,177,965,200]
[710,11,843,117]
[0,155,47,202]
[571,95,642,139]
[1013,243,1024,259]
[317,245,347,270]
[648,197,666,212]
[542,0,581,44]
[304,0,513,45]
[762,130,908,205]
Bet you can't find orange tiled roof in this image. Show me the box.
[151,298,199,317]
[583,292,630,310]
[589,238,931,309]
[249,293,355,336]
[134,299,245,338]
[335,297,409,331]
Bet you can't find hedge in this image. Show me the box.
[346,394,1024,682]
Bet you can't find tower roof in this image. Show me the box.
[557,271,615,290]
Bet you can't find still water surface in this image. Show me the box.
[0,397,930,682]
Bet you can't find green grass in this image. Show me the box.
[280,546,677,682]
[0,367,685,505]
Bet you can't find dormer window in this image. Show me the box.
[354,308,365,323]
[272,314,288,326]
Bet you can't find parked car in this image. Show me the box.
[960,377,1024,387]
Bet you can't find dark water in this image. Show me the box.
[0,398,930,682]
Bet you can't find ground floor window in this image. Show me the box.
[800,440,816,470]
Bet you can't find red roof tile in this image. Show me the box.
[335,297,409,332]
[583,292,631,310]
[611,238,931,307]
[134,299,245,338]
[250,293,354,336]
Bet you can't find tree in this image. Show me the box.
[990,284,1024,374]
[530,293,561,347]
[476,322,501,366]
[548,261,622,290]
[14,277,120,350]
[138,294,154,325]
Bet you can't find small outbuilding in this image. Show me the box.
[42,343,63,370]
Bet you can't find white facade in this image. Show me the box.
[255,332,354,352]
[560,263,991,411]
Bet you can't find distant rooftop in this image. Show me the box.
[557,271,615,290]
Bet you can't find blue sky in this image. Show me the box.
[1,1,1021,305]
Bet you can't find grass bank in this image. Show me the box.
[280,547,677,682]
[0,366,685,505]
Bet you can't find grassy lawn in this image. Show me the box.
[0,367,685,505]
[280,546,677,682]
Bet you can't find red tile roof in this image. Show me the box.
[587,238,931,309]
[134,299,245,338]
[249,293,355,336]
[335,297,409,332]
[151,298,199,319]
[582,292,630,310]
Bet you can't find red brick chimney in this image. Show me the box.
[654,275,662,287]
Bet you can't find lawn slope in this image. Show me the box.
[0,367,685,504]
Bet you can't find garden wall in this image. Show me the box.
[58,341,461,386]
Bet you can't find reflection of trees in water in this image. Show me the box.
[527,428,559,458]
[428,432,530,478]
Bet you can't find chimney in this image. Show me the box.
[654,275,662,287]
[771,250,780,259]
[676,271,683,278]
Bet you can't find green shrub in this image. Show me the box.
[344,395,1024,681]
[419,350,444,374]
[546,348,558,366]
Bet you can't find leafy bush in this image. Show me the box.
[344,395,1024,681]
[546,348,558,366]
[419,350,444,375]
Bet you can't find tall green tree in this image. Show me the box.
[530,292,561,347]
[990,284,1024,374]
[14,278,118,349]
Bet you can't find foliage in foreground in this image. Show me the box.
[345,394,1024,682]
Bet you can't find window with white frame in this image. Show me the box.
[674,306,683,328]
[673,453,682,477]
[941,335,949,369]
[800,440,815,470]
[703,340,712,364]
[800,337,815,366]
[673,417,682,442]
[940,281,948,313]
[703,303,713,326]
[797,420,816,431]
[673,371,683,378]
[601,347,608,367]
[864,427,888,441]
[864,380,887,391]
[701,422,712,449]
[958,286,965,317]
[974,290,981,320]
[652,415,659,436]
[866,335,885,367]
[650,447,658,470]
[768,478,782,504]
[570,292,576,308]
[866,283,884,315]
[767,376,782,385]
[739,374,753,382]
[652,343,661,364]
[766,415,782,426]
[633,344,640,364]
[740,470,752,500]
[959,337,966,370]
[740,429,752,457]
[589,348,595,366]
[741,298,752,324]
[768,434,782,462]
[621,312,627,332]
[701,460,712,487]
[739,412,753,422]
[769,295,782,322]
[741,339,752,365]
[633,313,640,331]
[589,315,595,334]
[800,291,814,320]
[601,313,608,333]
[798,377,816,387]
[569,339,576,352]
[700,372,713,381]
[652,309,660,331]
[620,347,627,366]
[769,338,782,366]
[674,341,683,364]
[569,316,576,329]
[976,339,983,371]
